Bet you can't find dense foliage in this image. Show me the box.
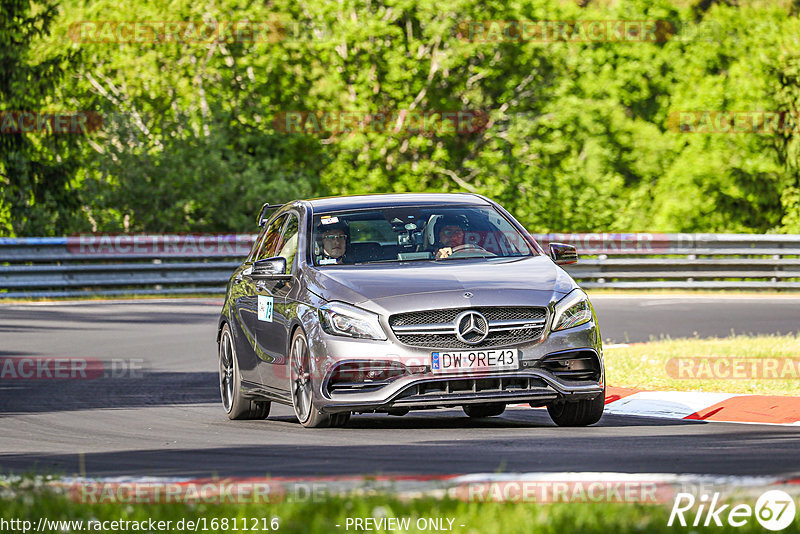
[3,0,800,235]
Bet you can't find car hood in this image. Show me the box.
[304,256,578,313]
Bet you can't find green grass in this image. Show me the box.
[605,334,800,395]
[2,483,797,534]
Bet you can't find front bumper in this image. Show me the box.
[306,320,603,414]
[319,371,602,414]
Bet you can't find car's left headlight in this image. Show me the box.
[552,289,593,331]
[319,302,387,340]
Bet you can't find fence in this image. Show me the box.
[0,233,799,298]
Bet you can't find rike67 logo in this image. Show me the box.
[669,490,797,530]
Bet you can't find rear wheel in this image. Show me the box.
[463,403,506,418]
[218,324,270,420]
[290,329,334,428]
[547,390,605,427]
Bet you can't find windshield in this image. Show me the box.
[311,205,535,266]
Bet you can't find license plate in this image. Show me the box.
[430,349,519,375]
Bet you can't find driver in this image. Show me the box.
[316,220,351,264]
[434,215,468,259]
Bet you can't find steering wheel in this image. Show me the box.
[449,244,494,257]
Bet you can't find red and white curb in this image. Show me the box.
[604,386,800,425]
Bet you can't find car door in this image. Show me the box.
[255,212,299,392]
[232,214,286,385]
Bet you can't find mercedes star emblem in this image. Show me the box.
[454,310,489,345]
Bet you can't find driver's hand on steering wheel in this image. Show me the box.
[435,247,453,259]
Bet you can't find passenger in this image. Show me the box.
[317,220,351,264]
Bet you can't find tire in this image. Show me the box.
[463,403,506,418]
[218,323,270,420]
[546,389,605,427]
[290,329,331,428]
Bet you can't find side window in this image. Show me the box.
[275,215,299,272]
[255,215,287,262]
[247,227,267,262]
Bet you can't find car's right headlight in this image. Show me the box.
[318,302,387,340]
[552,289,593,331]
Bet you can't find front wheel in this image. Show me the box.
[218,323,270,420]
[290,329,339,428]
[546,389,605,427]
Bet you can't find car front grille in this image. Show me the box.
[389,306,548,349]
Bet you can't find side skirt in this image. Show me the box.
[241,380,293,406]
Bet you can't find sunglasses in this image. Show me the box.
[323,234,347,241]
[440,227,464,236]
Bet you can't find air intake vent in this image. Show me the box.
[534,351,601,382]
[327,361,408,394]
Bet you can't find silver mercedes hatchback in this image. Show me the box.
[217,193,604,428]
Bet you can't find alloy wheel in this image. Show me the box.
[290,334,313,423]
[219,329,235,413]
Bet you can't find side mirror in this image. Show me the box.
[251,257,291,279]
[549,243,578,265]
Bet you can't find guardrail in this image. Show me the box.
[0,235,254,298]
[1,233,799,298]
[534,233,800,290]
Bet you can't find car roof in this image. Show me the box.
[300,193,491,213]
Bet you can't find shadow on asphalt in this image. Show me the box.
[1,308,218,327]
[0,372,219,414]
[266,412,702,429]
[3,425,800,478]
[0,349,41,356]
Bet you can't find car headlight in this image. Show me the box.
[552,289,593,331]
[319,302,387,340]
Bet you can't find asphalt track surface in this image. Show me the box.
[1,296,799,479]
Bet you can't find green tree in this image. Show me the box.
[20,0,800,235]
[770,46,800,233]
[0,0,84,236]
